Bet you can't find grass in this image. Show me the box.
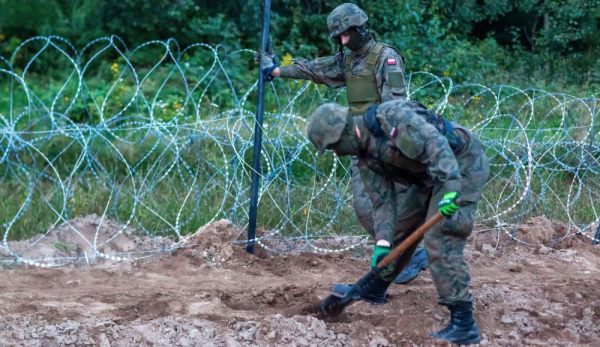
[0,121,363,241]
[1,62,598,242]
[53,242,72,253]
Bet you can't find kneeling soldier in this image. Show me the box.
[307,100,489,345]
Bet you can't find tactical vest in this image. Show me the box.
[344,43,402,116]
[364,103,463,151]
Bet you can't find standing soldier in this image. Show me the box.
[256,3,429,286]
[306,100,489,345]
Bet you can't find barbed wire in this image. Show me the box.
[0,36,598,267]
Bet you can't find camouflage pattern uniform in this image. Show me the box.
[359,100,489,305]
[279,3,410,240]
[308,100,489,306]
[278,38,407,106]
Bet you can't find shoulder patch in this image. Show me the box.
[387,58,397,65]
[389,127,398,138]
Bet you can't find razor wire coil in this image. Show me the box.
[0,36,599,268]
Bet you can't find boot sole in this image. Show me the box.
[332,287,387,305]
[333,295,386,305]
[455,336,481,346]
[432,336,481,346]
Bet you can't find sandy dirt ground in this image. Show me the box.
[1,218,599,347]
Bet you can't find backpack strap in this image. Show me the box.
[442,119,462,150]
[364,104,384,138]
[364,103,462,150]
[365,43,384,71]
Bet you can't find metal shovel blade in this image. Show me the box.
[313,291,353,319]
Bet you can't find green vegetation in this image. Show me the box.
[1,0,598,90]
[0,0,598,241]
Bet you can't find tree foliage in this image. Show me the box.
[0,0,598,86]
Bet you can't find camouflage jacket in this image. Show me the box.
[278,37,406,103]
[357,100,484,242]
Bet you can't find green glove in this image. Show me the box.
[438,191,461,217]
[371,245,391,268]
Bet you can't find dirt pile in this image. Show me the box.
[0,214,171,263]
[1,217,599,346]
[176,219,253,267]
[515,216,556,244]
[175,219,360,278]
[5,214,591,267]
[472,216,592,254]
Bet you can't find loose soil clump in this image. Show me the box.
[1,217,599,346]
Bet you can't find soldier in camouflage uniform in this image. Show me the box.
[306,100,489,346]
[257,3,429,285]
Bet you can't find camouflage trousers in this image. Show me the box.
[384,152,490,305]
[350,157,425,254]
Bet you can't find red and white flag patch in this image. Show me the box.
[387,58,397,65]
[389,127,398,138]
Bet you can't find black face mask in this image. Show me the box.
[333,26,370,51]
[345,27,365,51]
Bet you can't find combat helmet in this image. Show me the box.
[327,3,368,38]
[306,103,349,154]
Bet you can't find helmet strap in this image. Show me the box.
[356,24,370,38]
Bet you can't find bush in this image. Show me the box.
[0,0,597,89]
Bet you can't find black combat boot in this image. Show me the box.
[430,301,481,345]
[393,247,429,284]
[332,269,392,304]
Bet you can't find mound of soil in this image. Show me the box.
[174,219,266,267]
[472,216,592,253]
[1,217,599,346]
[0,214,171,264]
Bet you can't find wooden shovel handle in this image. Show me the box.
[376,212,444,268]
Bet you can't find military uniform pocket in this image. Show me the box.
[440,200,477,238]
[386,71,405,89]
[398,125,425,159]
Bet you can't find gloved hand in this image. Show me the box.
[438,192,461,217]
[253,39,278,82]
[371,243,391,268]
[372,241,396,279]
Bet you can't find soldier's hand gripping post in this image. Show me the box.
[254,39,278,82]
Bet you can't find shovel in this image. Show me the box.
[314,212,445,319]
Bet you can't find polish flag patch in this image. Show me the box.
[387,58,397,65]
[389,127,398,138]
